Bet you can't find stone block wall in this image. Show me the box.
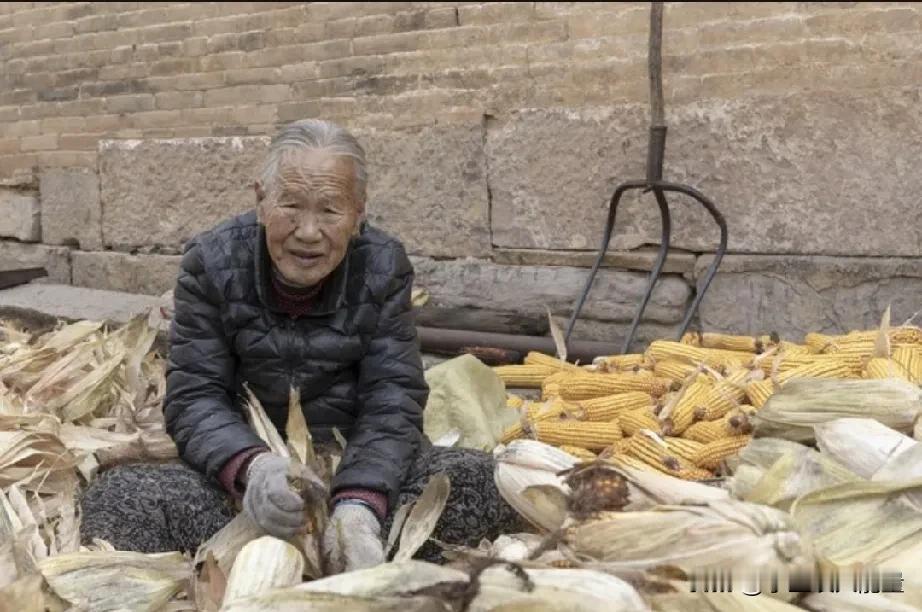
[1,2,920,345]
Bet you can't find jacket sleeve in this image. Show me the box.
[331,245,428,510]
[164,239,267,479]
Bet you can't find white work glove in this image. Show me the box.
[242,453,327,540]
[322,502,385,574]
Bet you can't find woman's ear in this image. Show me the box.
[254,180,266,203]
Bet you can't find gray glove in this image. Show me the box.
[242,453,327,540]
[322,503,385,574]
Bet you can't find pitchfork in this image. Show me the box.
[564,1,728,355]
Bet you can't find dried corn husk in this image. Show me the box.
[471,565,650,611]
[296,560,467,598]
[814,418,917,479]
[567,499,806,572]
[754,378,922,442]
[741,445,860,510]
[652,591,805,612]
[0,573,45,612]
[790,478,922,565]
[493,440,577,531]
[38,551,189,612]
[221,591,447,612]
[223,537,304,606]
[606,456,729,510]
[393,473,450,562]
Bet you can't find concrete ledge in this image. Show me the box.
[696,254,922,339]
[0,284,161,326]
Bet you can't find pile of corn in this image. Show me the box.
[495,327,922,481]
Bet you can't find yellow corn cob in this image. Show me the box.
[540,370,572,399]
[780,360,857,382]
[612,437,634,455]
[592,353,649,373]
[653,359,699,382]
[619,407,663,436]
[863,357,910,381]
[692,435,753,470]
[506,394,525,410]
[806,328,922,353]
[747,379,774,408]
[660,375,714,436]
[647,340,752,370]
[533,420,623,451]
[558,445,597,461]
[610,453,660,473]
[681,332,776,354]
[493,364,557,388]
[575,391,654,421]
[627,431,713,480]
[500,398,580,443]
[893,346,922,383]
[697,368,753,420]
[683,408,753,444]
[777,341,812,356]
[664,436,705,463]
[555,371,673,401]
[755,353,863,377]
[524,351,582,371]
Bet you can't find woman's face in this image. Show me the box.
[260,150,363,288]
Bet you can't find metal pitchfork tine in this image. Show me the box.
[564,1,728,355]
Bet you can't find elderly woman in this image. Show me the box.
[79,119,522,572]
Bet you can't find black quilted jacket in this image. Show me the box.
[163,210,428,508]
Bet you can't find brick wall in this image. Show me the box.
[1,2,921,344]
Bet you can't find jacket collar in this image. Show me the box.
[254,225,351,317]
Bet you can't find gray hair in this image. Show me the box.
[259,119,367,207]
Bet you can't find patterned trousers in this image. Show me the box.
[79,446,525,562]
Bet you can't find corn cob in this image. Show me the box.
[660,375,714,436]
[506,394,525,410]
[777,341,812,356]
[610,453,660,473]
[524,351,582,371]
[575,391,654,421]
[893,346,922,383]
[755,353,863,377]
[697,368,752,420]
[612,437,634,455]
[533,420,623,451]
[863,357,910,381]
[558,445,597,461]
[555,371,673,401]
[681,331,776,354]
[653,359,699,382]
[540,370,571,399]
[692,435,753,470]
[619,407,663,436]
[806,328,922,354]
[500,398,579,443]
[647,340,752,370]
[746,379,774,409]
[592,353,649,373]
[683,408,753,443]
[626,431,713,480]
[664,436,705,463]
[493,364,557,388]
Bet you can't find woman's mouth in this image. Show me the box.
[288,250,324,266]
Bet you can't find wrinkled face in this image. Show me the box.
[259,150,363,288]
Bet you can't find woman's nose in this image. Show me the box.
[293,212,322,242]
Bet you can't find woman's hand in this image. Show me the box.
[322,503,385,574]
[242,453,327,539]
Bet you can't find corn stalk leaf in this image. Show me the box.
[384,502,413,559]
[546,307,567,362]
[242,384,288,457]
[286,387,309,466]
[874,305,892,359]
[394,473,450,562]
